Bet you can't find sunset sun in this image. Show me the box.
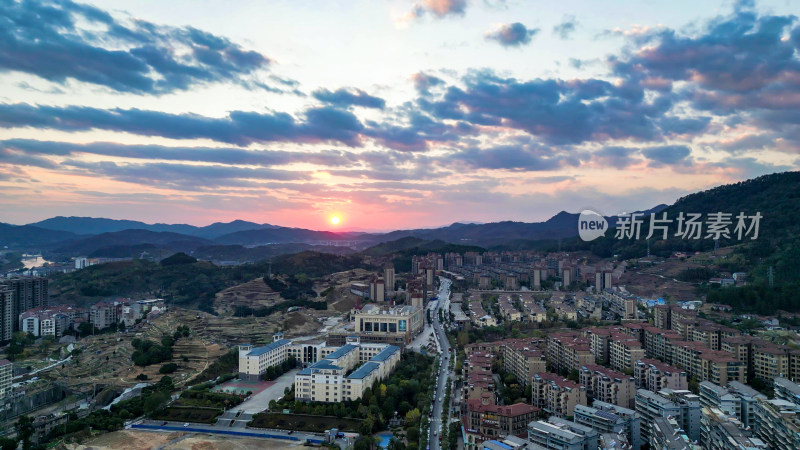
[330,216,340,225]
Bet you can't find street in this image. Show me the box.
[428,277,454,450]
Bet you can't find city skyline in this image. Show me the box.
[1,0,799,229]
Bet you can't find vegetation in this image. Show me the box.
[45,377,175,444]
[51,250,366,313]
[677,267,717,282]
[193,350,238,384]
[261,356,297,381]
[160,252,197,266]
[131,337,174,366]
[159,363,178,374]
[249,413,362,433]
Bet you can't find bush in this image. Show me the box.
[136,374,148,381]
[159,363,178,374]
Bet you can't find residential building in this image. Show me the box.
[578,365,636,409]
[634,359,688,392]
[90,301,118,330]
[526,417,599,450]
[0,277,49,331]
[574,401,641,450]
[0,359,11,398]
[774,377,800,406]
[698,381,765,429]
[650,416,700,450]
[752,398,800,450]
[700,406,768,450]
[463,399,538,446]
[634,389,701,444]
[0,286,13,341]
[531,372,587,418]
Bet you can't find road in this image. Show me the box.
[428,277,454,450]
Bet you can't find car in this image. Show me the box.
[183,423,189,427]
[288,430,294,435]
[433,431,437,436]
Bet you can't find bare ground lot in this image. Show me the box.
[72,430,306,449]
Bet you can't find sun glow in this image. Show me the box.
[330,216,341,225]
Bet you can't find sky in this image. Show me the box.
[1,0,799,231]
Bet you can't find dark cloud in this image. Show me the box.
[641,145,692,165]
[0,139,361,167]
[485,23,539,47]
[312,88,386,109]
[411,72,445,95]
[0,0,274,94]
[443,144,576,171]
[612,6,800,117]
[553,15,578,39]
[417,70,671,144]
[62,160,309,190]
[0,103,364,147]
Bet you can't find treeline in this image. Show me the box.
[706,283,800,315]
[677,267,717,282]
[233,298,326,317]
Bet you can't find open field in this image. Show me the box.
[73,430,307,449]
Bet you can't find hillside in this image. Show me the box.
[51,229,212,256]
[30,216,277,238]
[0,223,78,249]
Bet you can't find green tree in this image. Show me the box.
[16,415,34,450]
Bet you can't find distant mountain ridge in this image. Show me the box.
[30,216,278,238]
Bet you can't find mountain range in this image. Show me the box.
[2,171,797,260]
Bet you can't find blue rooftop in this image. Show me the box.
[298,367,311,375]
[484,441,512,450]
[247,339,290,356]
[370,345,399,363]
[309,360,342,372]
[324,344,357,361]
[347,362,379,380]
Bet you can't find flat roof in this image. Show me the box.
[247,339,291,356]
[324,344,357,361]
[347,362,380,380]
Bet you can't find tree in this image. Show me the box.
[405,408,421,426]
[0,437,16,450]
[16,415,34,450]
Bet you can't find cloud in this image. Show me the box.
[411,72,445,95]
[485,23,540,47]
[405,0,468,21]
[443,143,577,171]
[0,103,364,147]
[593,146,641,169]
[312,88,386,109]
[641,145,692,165]
[417,70,671,144]
[553,15,578,39]
[0,139,363,167]
[0,0,274,94]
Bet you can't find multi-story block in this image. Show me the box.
[752,398,800,450]
[634,389,701,444]
[608,334,645,373]
[294,337,400,403]
[574,401,641,450]
[698,381,765,430]
[527,417,599,450]
[502,339,546,386]
[0,359,11,399]
[90,301,118,329]
[350,304,423,346]
[578,365,636,409]
[774,377,800,406]
[546,333,593,375]
[531,372,587,418]
[463,399,537,446]
[650,416,701,450]
[700,406,768,450]
[634,359,688,392]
